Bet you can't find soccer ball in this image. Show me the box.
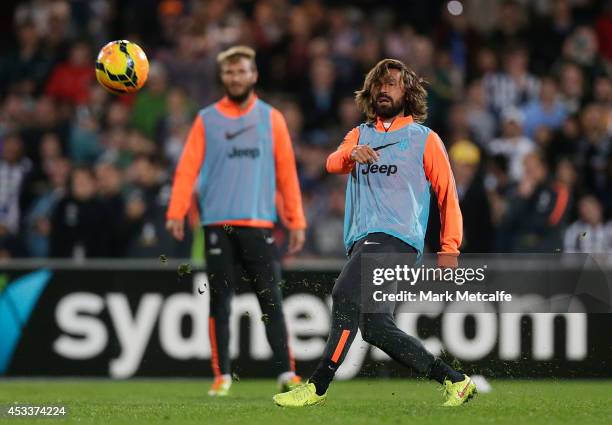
[95,40,149,94]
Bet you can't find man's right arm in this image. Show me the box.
[166,114,206,222]
[326,127,360,174]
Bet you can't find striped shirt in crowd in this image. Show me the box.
[0,158,31,234]
[483,72,540,115]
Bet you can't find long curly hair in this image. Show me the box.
[355,58,428,123]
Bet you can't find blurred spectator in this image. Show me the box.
[532,126,556,167]
[105,100,131,130]
[124,155,189,258]
[0,134,32,235]
[445,103,469,142]
[414,37,454,131]
[435,2,481,80]
[86,83,111,124]
[25,157,70,257]
[283,6,313,89]
[156,28,218,105]
[305,176,345,258]
[131,62,168,139]
[69,108,102,164]
[497,151,570,252]
[593,75,612,106]
[522,76,567,138]
[44,0,72,57]
[558,62,585,115]
[464,79,496,146]
[549,114,580,166]
[555,157,578,191]
[50,166,112,258]
[465,0,499,34]
[485,154,513,227]
[0,94,30,137]
[561,27,603,77]
[487,107,534,182]
[484,45,540,116]
[564,195,611,253]
[29,131,63,184]
[0,19,53,97]
[474,46,498,78]
[156,87,196,165]
[530,0,575,74]
[325,95,362,151]
[337,96,362,130]
[127,129,156,158]
[279,98,305,143]
[301,56,340,130]
[45,41,94,105]
[15,0,72,57]
[20,96,71,169]
[449,140,493,252]
[575,104,612,207]
[488,1,529,52]
[296,142,327,194]
[95,161,128,257]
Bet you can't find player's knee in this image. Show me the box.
[360,320,382,345]
[361,327,385,347]
[360,317,395,346]
[360,327,375,345]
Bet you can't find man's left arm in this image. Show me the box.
[423,131,463,264]
[271,108,307,253]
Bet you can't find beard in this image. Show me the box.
[225,83,256,103]
[373,94,405,119]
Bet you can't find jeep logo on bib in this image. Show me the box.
[361,163,398,176]
[228,147,260,159]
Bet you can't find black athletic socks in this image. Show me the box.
[309,360,337,395]
[428,358,465,384]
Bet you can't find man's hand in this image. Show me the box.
[288,229,305,255]
[350,145,380,164]
[437,252,459,268]
[166,219,185,241]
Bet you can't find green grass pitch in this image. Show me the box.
[0,379,611,425]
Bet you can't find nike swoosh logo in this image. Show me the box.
[364,241,380,245]
[226,124,256,140]
[373,141,400,151]
[457,380,472,399]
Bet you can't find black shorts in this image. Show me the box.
[336,232,417,307]
[203,225,279,273]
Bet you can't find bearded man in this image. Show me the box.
[273,59,476,408]
[166,46,306,396]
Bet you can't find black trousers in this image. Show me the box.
[204,225,293,376]
[311,233,435,382]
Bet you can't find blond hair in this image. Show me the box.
[217,45,256,68]
[355,58,428,123]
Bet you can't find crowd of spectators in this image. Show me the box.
[1,0,612,260]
